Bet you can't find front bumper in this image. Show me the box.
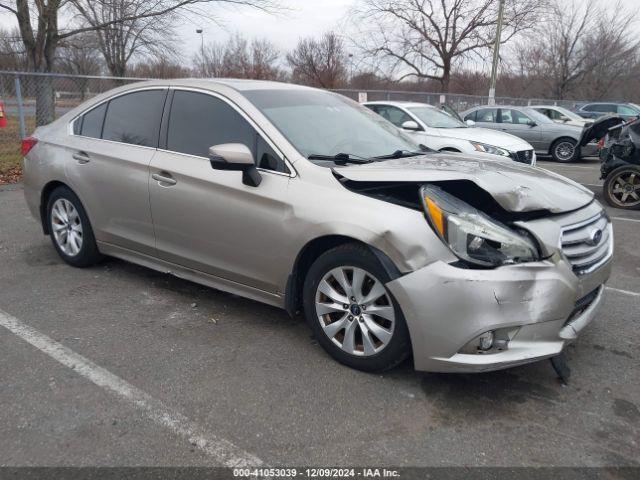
[387,256,611,373]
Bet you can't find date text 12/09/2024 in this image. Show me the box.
[233,468,400,478]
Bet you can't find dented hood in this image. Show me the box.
[334,153,594,213]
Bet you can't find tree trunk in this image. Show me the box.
[35,75,56,126]
[441,57,452,93]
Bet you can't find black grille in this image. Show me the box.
[510,149,534,165]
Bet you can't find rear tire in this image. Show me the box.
[550,137,579,163]
[46,186,103,267]
[603,166,640,210]
[302,243,411,372]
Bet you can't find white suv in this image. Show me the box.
[365,101,536,166]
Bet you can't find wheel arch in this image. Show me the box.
[284,235,402,317]
[39,180,72,235]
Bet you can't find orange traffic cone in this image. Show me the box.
[0,101,7,128]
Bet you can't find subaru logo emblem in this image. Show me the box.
[589,229,603,246]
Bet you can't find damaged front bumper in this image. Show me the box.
[387,255,611,373]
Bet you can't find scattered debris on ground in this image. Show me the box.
[0,166,22,185]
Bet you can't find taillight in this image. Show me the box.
[597,138,605,150]
[21,136,38,157]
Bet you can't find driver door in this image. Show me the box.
[149,89,292,293]
[498,108,543,149]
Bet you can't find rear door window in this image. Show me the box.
[586,104,614,113]
[79,103,107,138]
[102,89,167,147]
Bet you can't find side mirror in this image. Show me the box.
[527,120,537,127]
[465,119,476,127]
[209,143,261,187]
[401,120,421,131]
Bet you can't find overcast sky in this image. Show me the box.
[175,0,354,55]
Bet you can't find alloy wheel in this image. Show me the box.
[555,141,576,162]
[608,170,640,208]
[51,198,84,256]
[314,266,395,356]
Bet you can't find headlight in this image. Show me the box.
[421,185,539,267]
[470,141,511,157]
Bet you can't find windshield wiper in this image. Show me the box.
[373,149,426,160]
[307,153,373,165]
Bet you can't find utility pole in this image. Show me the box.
[196,28,205,76]
[488,0,505,105]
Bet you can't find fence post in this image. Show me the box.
[14,76,26,139]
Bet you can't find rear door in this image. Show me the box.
[148,89,292,293]
[67,88,167,256]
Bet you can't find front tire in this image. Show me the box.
[46,186,103,267]
[551,137,579,162]
[302,243,411,372]
[603,166,640,210]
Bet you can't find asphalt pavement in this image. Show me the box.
[0,157,638,468]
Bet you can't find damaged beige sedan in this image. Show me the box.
[22,80,613,373]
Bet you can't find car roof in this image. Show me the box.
[531,105,568,109]
[364,100,436,109]
[113,78,319,93]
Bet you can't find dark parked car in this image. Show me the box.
[575,103,640,121]
[580,115,640,209]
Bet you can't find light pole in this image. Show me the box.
[488,0,505,105]
[196,28,205,76]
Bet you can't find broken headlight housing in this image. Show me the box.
[421,185,539,267]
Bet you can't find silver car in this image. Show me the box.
[364,101,537,166]
[22,80,613,373]
[462,105,598,162]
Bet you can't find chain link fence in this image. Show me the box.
[332,89,587,113]
[0,70,591,182]
[0,71,144,182]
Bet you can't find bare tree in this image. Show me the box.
[351,0,543,92]
[129,53,192,78]
[0,0,277,124]
[194,34,282,80]
[71,0,178,78]
[515,0,638,99]
[56,33,104,99]
[0,27,27,71]
[286,32,346,88]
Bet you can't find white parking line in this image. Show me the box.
[612,216,640,224]
[0,309,265,468]
[539,164,598,170]
[605,287,640,297]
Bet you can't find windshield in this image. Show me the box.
[553,106,585,121]
[523,108,554,124]
[408,106,466,128]
[243,89,420,160]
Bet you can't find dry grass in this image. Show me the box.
[0,116,36,183]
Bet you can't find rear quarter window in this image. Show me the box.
[78,103,107,139]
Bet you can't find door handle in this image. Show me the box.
[72,152,90,164]
[152,173,177,186]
